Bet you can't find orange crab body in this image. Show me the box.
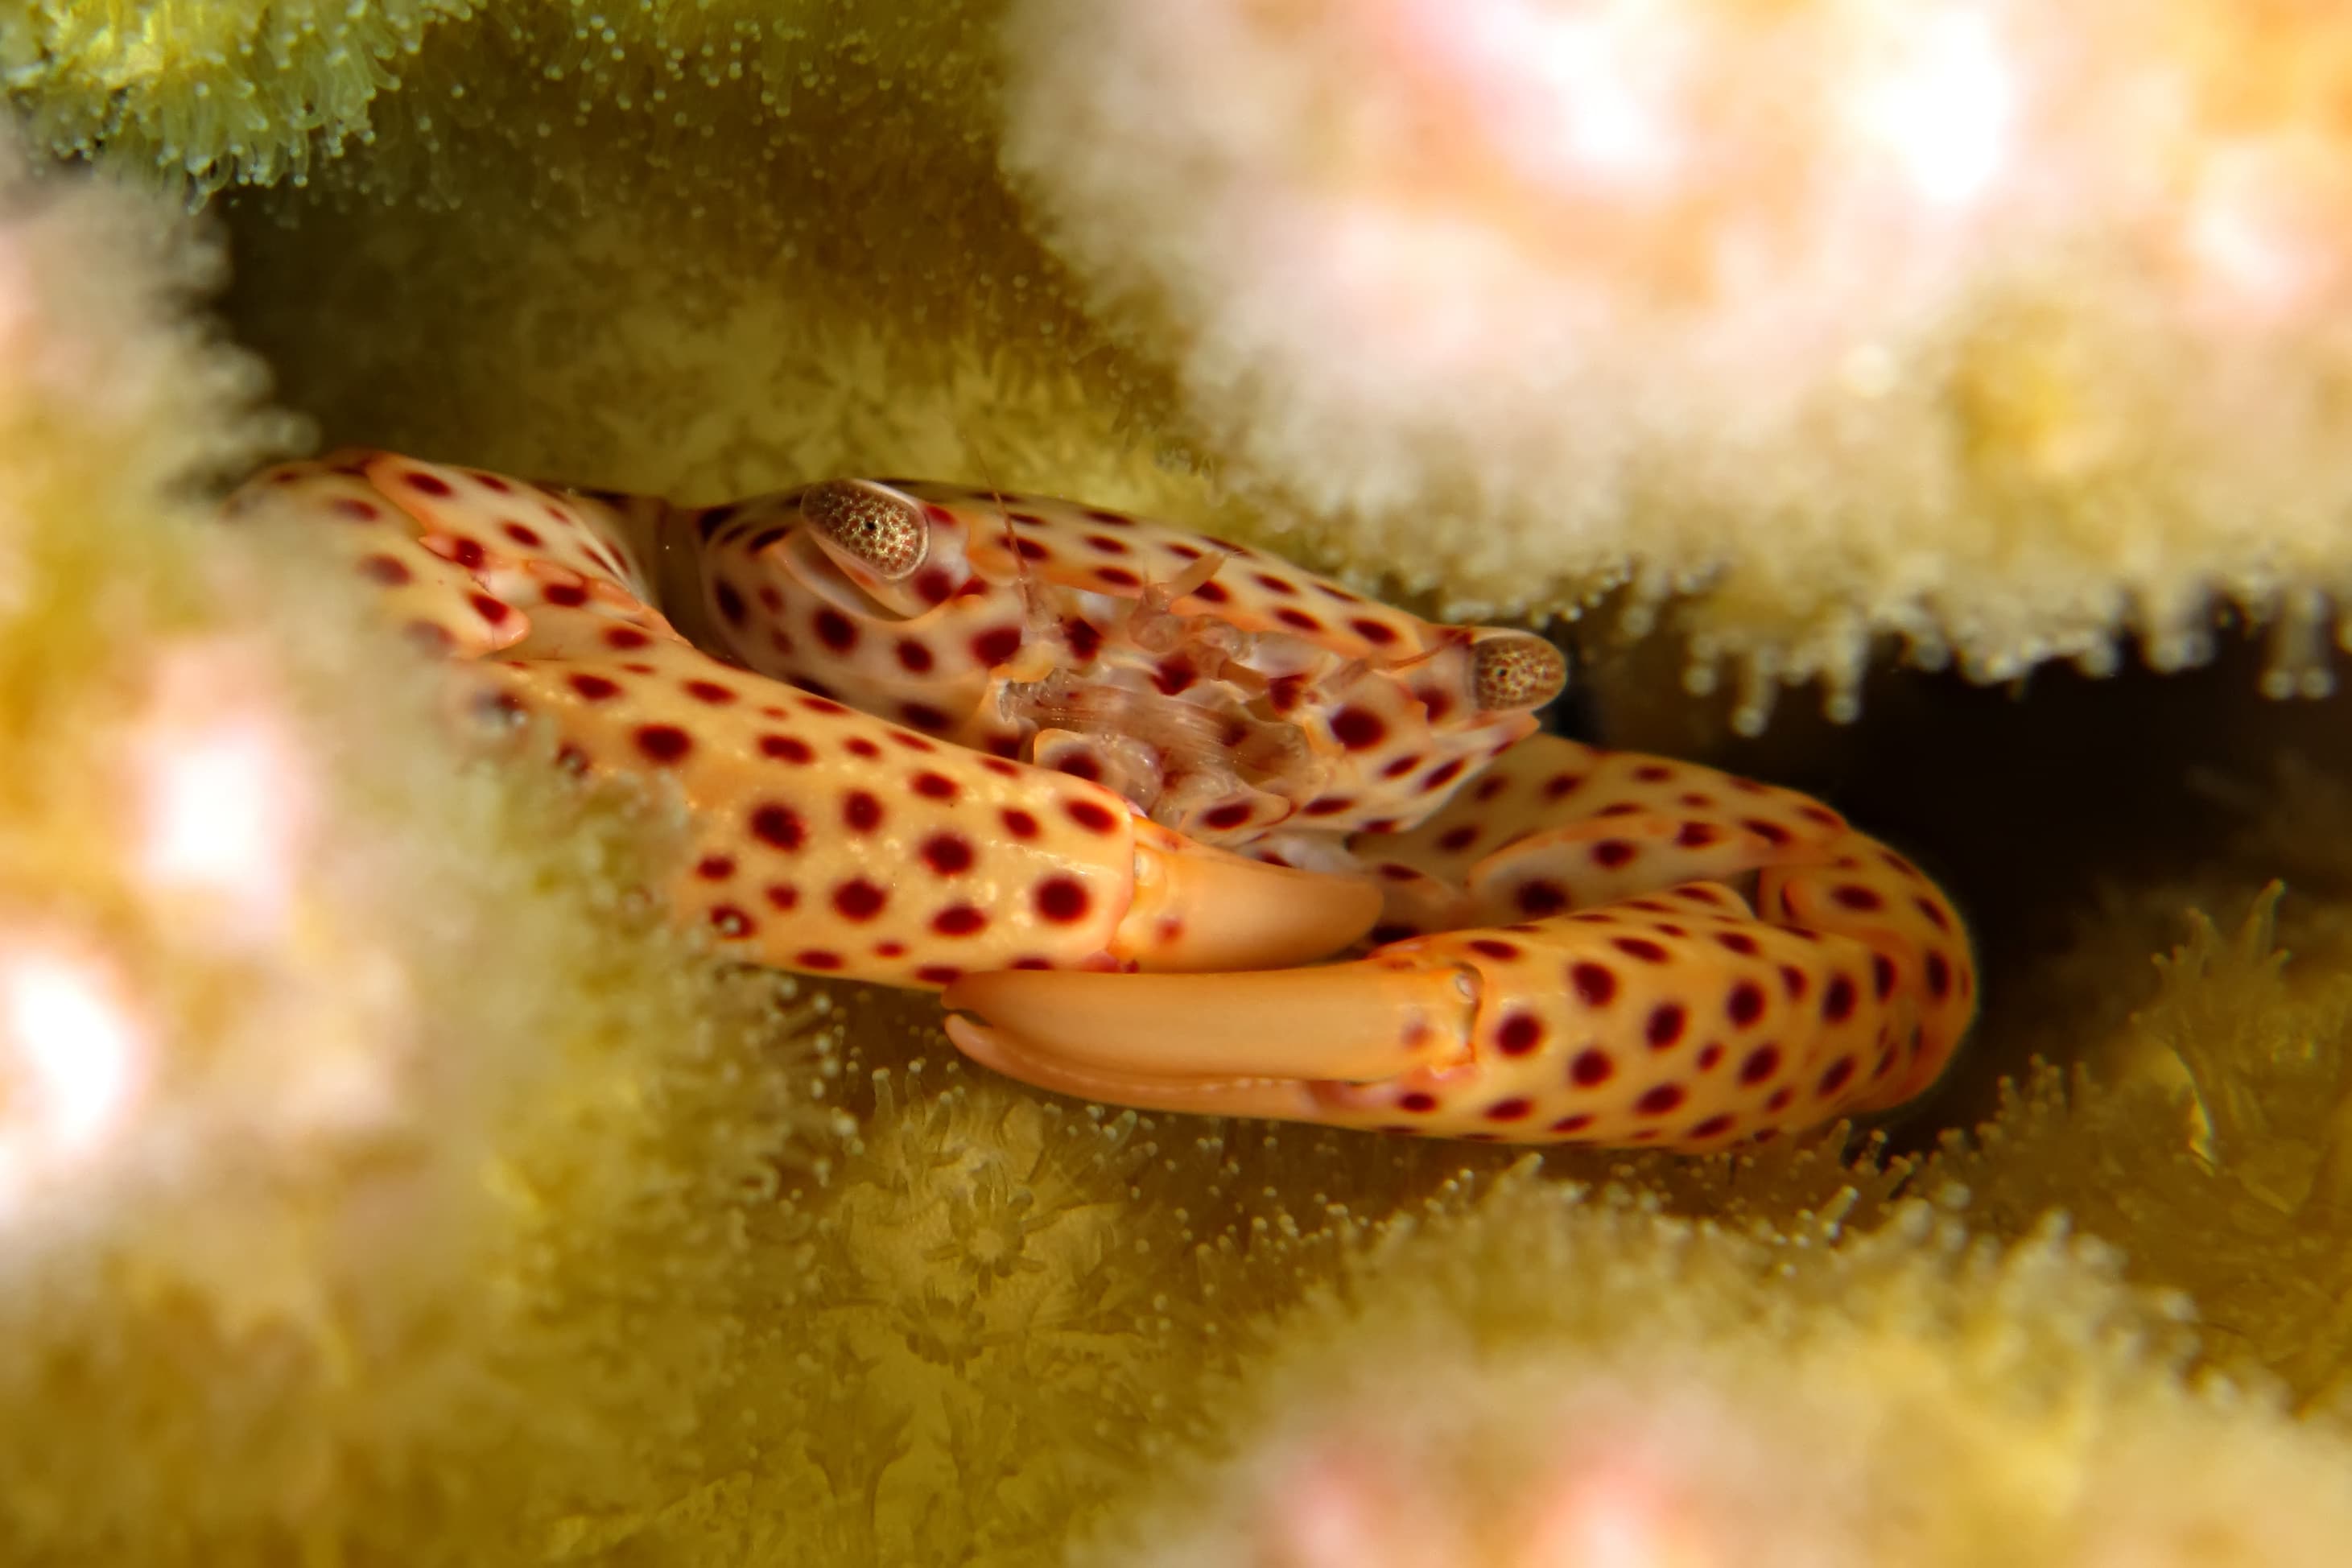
[225,451,1975,1151]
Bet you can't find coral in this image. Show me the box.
[11,2,2352,1564]
[1080,1172,2352,1567]
[0,141,832,1561]
[1001,0,2352,728]
[1921,882,2352,1415]
[1,0,472,192]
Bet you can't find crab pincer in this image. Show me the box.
[946,826,1976,1152]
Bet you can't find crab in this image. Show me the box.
[224,450,1977,1151]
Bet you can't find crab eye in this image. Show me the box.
[1470,633,1566,712]
[801,479,930,581]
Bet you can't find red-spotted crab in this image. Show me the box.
[225,452,1976,1150]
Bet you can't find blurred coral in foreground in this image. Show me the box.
[1004,0,2352,725]
[1083,1178,2352,1568]
[0,138,831,1560]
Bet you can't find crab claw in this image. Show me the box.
[1115,819,1384,971]
[945,954,1478,1104]
[947,875,1970,1150]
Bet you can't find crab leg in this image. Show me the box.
[946,737,1977,1151]
[226,452,1380,987]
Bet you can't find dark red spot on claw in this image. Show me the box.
[921,833,974,875]
[1036,877,1092,922]
[833,880,888,919]
[1727,981,1766,1026]
[1636,1083,1686,1116]
[1871,953,1897,1001]
[1496,1013,1544,1056]
[751,804,806,852]
[1925,950,1954,999]
[635,724,691,763]
[1822,975,1858,1022]
[933,906,987,937]
[1570,962,1618,1006]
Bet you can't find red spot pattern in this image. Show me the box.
[1035,877,1092,922]
[1331,707,1389,750]
[833,880,888,920]
[922,834,974,875]
[635,725,691,763]
[1496,1013,1544,1056]
[751,804,806,852]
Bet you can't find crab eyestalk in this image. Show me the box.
[1470,632,1568,712]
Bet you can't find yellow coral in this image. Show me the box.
[1001,0,2352,728]
[1083,1175,2352,1566]
[0,141,836,1561]
[2,0,471,191]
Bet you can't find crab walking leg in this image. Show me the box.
[948,853,1977,1150]
[1351,732,1859,935]
[228,453,1380,987]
